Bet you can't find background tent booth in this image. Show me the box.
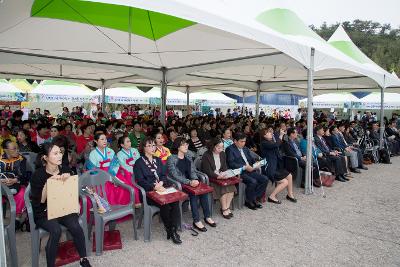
[27,80,98,114]
[0,79,27,102]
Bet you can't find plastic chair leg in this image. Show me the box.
[79,219,91,257]
[95,222,104,256]
[132,213,138,240]
[108,221,117,231]
[31,231,40,267]
[143,208,152,242]
[6,227,18,267]
[137,207,144,229]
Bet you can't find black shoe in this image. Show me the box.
[80,258,92,267]
[204,219,217,227]
[359,166,368,170]
[170,227,182,244]
[244,201,257,210]
[286,195,297,203]
[220,209,231,219]
[340,175,350,181]
[267,197,281,204]
[228,212,233,218]
[253,201,263,209]
[335,176,347,182]
[14,220,21,232]
[350,168,361,173]
[193,222,207,232]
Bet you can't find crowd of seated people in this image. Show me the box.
[1,106,400,266]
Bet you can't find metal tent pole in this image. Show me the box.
[379,75,386,149]
[242,91,245,113]
[305,48,315,195]
[255,80,261,122]
[101,79,106,113]
[160,68,167,125]
[186,85,190,116]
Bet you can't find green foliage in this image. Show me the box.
[311,20,400,74]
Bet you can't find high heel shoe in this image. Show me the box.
[286,195,297,203]
[193,222,207,232]
[220,208,231,219]
[267,197,281,204]
[204,218,217,227]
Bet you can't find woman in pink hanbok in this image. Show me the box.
[115,136,141,206]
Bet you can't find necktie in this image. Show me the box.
[292,141,302,157]
[320,136,329,150]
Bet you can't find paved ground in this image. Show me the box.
[7,157,400,267]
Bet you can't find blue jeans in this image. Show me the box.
[189,193,211,223]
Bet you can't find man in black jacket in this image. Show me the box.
[281,128,320,186]
[226,132,268,210]
[314,126,348,182]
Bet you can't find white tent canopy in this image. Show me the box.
[328,25,400,89]
[0,79,23,93]
[0,79,27,102]
[360,93,400,104]
[0,0,394,93]
[93,86,148,104]
[189,91,236,106]
[32,80,94,96]
[299,93,359,109]
[30,80,96,102]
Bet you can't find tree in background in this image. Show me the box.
[311,20,400,74]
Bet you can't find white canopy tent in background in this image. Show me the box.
[94,87,148,104]
[0,79,27,102]
[189,91,236,107]
[30,80,95,102]
[299,93,359,109]
[328,25,400,147]
[0,79,23,94]
[357,93,400,110]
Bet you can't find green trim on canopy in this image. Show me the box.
[41,80,85,87]
[0,79,8,84]
[9,79,34,92]
[329,41,370,64]
[31,0,195,40]
[256,8,323,41]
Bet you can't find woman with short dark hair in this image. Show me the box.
[168,137,216,232]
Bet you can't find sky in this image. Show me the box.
[286,0,400,27]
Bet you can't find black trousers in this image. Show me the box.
[299,160,320,181]
[149,199,180,229]
[35,213,86,267]
[240,171,269,202]
[325,155,347,176]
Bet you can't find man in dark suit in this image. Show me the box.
[372,121,400,155]
[314,125,348,182]
[226,132,268,210]
[281,128,320,185]
[331,125,366,173]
